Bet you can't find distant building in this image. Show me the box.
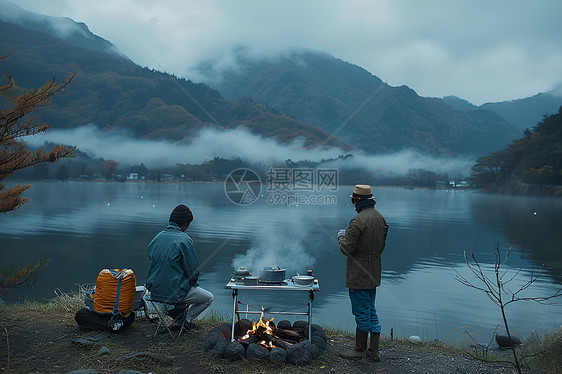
[127,173,139,180]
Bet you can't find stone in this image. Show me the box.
[234,319,252,336]
[287,341,312,366]
[209,323,232,340]
[269,347,287,363]
[292,320,309,329]
[495,334,521,348]
[203,333,221,351]
[211,338,229,358]
[311,324,327,342]
[246,343,269,360]
[224,341,245,361]
[115,371,146,374]
[308,341,320,360]
[65,370,98,374]
[408,335,422,343]
[277,320,292,330]
[311,335,326,353]
[97,346,111,356]
[304,324,327,342]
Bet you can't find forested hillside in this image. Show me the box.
[0,20,348,149]
[471,107,562,194]
[444,93,562,130]
[201,51,520,156]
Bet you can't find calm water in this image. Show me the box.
[1,181,561,344]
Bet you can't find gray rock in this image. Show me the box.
[292,320,309,329]
[277,320,292,330]
[269,347,287,363]
[224,341,245,361]
[287,341,312,366]
[97,346,111,356]
[246,343,269,360]
[495,334,521,348]
[311,335,326,353]
[211,338,229,358]
[203,333,221,351]
[308,341,320,360]
[311,324,327,342]
[209,323,232,340]
[234,319,252,336]
[65,370,98,374]
[304,324,327,342]
[114,371,146,374]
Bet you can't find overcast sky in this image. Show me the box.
[12,0,562,105]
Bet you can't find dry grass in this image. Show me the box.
[521,327,562,373]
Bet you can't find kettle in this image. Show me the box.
[234,267,251,285]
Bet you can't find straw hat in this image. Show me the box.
[348,184,376,200]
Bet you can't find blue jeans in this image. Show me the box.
[349,288,381,333]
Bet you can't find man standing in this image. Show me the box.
[146,204,213,326]
[337,185,388,361]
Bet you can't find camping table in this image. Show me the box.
[225,280,320,342]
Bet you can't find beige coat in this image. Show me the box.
[338,206,387,289]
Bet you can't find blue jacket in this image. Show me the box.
[146,222,200,304]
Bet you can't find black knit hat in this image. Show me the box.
[169,204,193,227]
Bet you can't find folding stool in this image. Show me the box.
[143,291,189,341]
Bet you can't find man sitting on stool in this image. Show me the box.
[146,204,214,328]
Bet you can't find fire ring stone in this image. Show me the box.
[211,338,230,358]
[225,341,245,361]
[269,347,288,363]
[246,343,269,360]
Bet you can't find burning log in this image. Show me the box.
[276,328,304,340]
[269,337,294,350]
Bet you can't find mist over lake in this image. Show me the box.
[0,181,560,343]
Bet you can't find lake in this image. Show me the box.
[1,181,560,344]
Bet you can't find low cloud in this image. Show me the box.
[27,124,474,176]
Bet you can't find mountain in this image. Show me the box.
[480,93,562,130]
[444,93,562,131]
[199,50,520,157]
[442,96,477,111]
[0,18,347,150]
[0,1,126,59]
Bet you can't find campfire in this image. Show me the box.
[204,316,327,364]
[237,307,304,350]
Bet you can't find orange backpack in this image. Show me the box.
[93,268,136,317]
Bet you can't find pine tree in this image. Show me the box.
[0,55,78,213]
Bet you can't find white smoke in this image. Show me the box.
[26,124,474,176]
[231,216,315,276]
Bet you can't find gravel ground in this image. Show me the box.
[0,305,537,374]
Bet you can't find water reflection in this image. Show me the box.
[0,181,560,343]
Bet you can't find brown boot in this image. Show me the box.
[366,332,380,361]
[337,328,368,359]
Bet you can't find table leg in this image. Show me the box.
[231,289,238,342]
[308,290,313,340]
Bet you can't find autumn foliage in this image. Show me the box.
[0,55,77,213]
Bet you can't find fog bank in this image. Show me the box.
[27,124,475,176]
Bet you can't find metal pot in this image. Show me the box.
[243,276,259,286]
[260,265,286,283]
[234,267,251,285]
[292,275,314,286]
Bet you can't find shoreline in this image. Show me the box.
[1,296,557,373]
